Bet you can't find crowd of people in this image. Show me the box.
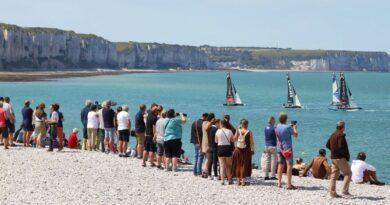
[0,96,386,197]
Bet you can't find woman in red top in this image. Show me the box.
[0,102,9,149]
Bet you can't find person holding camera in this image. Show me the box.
[163,109,186,172]
[276,112,298,190]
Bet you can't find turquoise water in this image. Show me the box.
[1,71,389,183]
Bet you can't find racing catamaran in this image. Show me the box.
[223,72,244,106]
[283,73,303,108]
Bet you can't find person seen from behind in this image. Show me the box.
[351,152,384,186]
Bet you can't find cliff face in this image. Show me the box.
[0,23,389,71]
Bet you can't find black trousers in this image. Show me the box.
[49,125,58,149]
[207,149,218,177]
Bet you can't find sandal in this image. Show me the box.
[287,185,298,190]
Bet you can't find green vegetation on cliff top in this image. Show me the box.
[0,23,98,39]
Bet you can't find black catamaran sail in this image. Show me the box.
[329,72,362,111]
[223,72,244,106]
[283,73,303,108]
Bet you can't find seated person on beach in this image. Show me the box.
[300,149,331,179]
[292,158,306,176]
[351,152,385,186]
[68,128,79,149]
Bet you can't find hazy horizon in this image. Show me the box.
[1,0,389,53]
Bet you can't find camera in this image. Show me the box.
[291,120,297,126]
[175,112,187,117]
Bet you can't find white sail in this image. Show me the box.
[234,92,243,104]
[294,94,302,107]
[332,73,340,105]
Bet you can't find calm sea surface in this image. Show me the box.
[1,71,389,183]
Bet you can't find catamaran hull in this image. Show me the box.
[223,103,244,106]
[283,105,303,109]
[328,106,362,111]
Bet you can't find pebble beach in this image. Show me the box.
[0,147,388,205]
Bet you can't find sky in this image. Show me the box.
[1,0,389,52]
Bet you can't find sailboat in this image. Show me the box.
[329,72,362,111]
[223,72,244,106]
[283,73,303,108]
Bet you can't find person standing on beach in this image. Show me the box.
[135,104,146,158]
[0,102,9,149]
[34,103,47,148]
[215,119,234,185]
[117,105,131,157]
[87,104,99,151]
[231,119,255,186]
[190,113,208,176]
[163,109,186,172]
[326,121,352,198]
[98,101,106,152]
[81,100,92,150]
[103,100,116,153]
[143,104,158,167]
[21,100,34,147]
[155,107,166,169]
[47,104,60,152]
[276,112,298,189]
[201,113,214,177]
[57,105,65,150]
[207,118,220,180]
[263,116,278,180]
[3,97,16,147]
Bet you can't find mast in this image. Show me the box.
[286,73,294,105]
[339,72,349,106]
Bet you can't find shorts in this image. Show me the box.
[136,132,145,146]
[0,127,8,138]
[164,139,182,158]
[157,143,164,156]
[278,152,293,165]
[118,130,130,142]
[217,145,232,157]
[23,123,34,132]
[104,128,116,141]
[144,136,157,152]
[6,120,15,133]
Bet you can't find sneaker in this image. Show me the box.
[173,167,178,172]
[264,177,270,180]
[47,149,53,152]
[270,177,278,180]
[213,176,218,181]
[165,167,172,172]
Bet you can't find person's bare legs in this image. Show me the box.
[123,142,128,155]
[149,152,155,166]
[142,151,148,166]
[26,132,32,147]
[226,157,233,182]
[219,157,226,184]
[23,131,28,146]
[118,141,123,154]
[165,157,172,170]
[277,163,283,187]
[8,133,14,145]
[286,164,294,188]
[172,157,178,170]
[109,138,114,153]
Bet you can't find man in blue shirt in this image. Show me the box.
[276,112,298,190]
[263,116,277,180]
[80,100,92,150]
[134,104,146,159]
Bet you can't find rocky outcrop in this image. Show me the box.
[0,23,389,71]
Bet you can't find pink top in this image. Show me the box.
[0,108,7,128]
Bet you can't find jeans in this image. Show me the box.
[99,128,105,152]
[49,125,58,150]
[264,146,277,178]
[193,144,204,176]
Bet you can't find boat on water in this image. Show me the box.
[223,72,244,106]
[283,73,303,109]
[328,72,362,111]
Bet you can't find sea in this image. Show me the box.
[1,71,389,183]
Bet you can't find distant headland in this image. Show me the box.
[0,23,389,72]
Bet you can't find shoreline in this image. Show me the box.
[0,68,383,82]
[0,147,388,204]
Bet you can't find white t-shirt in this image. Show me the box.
[216,128,233,146]
[3,102,14,121]
[87,111,99,129]
[351,160,376,183]
[117,111,130,131]
[51,111,59,123]
[97,109,104,129]
[156,118,166,137]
